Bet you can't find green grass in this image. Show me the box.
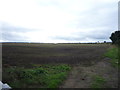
[90,75,106,88]
[104,47,119,68]
[3,64,71,88]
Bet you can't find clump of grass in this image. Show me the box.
[90,75,106,88]
[104,47,118,59]
[104,47,119,68]
[3,64,71,88]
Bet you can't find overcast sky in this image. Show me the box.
[0,0,119,43]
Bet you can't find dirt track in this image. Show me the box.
[60,57,118,88]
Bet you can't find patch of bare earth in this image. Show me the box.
[60,57,118,88]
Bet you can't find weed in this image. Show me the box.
[104,47,119,68]
[104,47,118,59]
[90,75,106,88]
[3,64,71,88]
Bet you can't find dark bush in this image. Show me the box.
[110,31,120,45]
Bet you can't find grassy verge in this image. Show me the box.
[104,46,119,68]
[3,64,71,88]
[90,75,106,88]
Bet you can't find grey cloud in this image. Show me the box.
[53,28,112,42]
[53,35,85,41]
[1,22,31,32]
[75,2,117,30]
[87,33,109,40]
[2,32,27,42]
[77,29,112,40]
[76,12,117,30]
[0,1,117,43]
[1,22,41,33]
[52,34,110,42]
[1,22,32,42]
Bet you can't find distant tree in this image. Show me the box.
[110,31,120,45]
[104,41,106,43]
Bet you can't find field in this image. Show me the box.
[2,43,109,66]
[2,43,118,88]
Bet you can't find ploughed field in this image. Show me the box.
[2,43,110,67]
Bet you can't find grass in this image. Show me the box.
[3,64,71,88]
[104,46,119,68]
[90,75,106,88]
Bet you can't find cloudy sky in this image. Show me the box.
[0,0,118,43]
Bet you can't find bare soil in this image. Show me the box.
[2,43,109,66]
[2,43,118,88]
